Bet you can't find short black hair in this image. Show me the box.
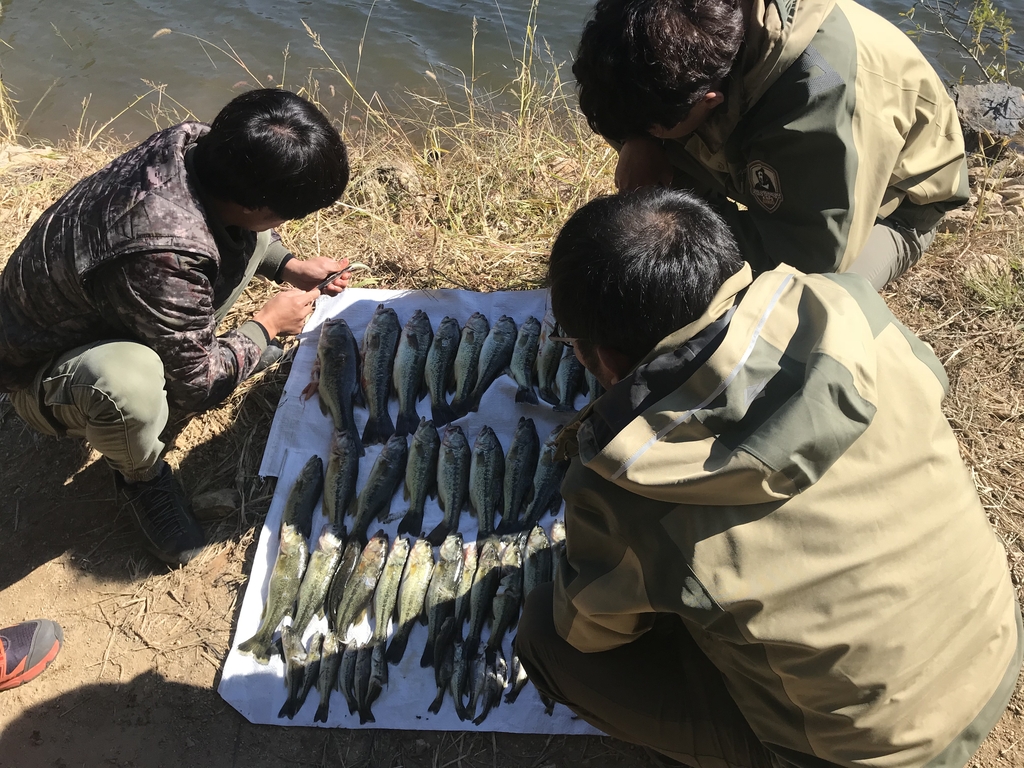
[548,188,743,368]
[193,89,349,220]
[573,0,745,141]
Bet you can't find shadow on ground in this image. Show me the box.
[0,670,649,768]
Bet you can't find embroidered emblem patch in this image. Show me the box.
[748,161,783,213]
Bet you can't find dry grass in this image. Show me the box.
[2,43,1024,763]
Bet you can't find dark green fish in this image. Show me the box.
[427,618,456,714]
[335,531,389,641]
[467,315,517,412]
[394,309,434,437]
[464,536,502,658]
[314,631,343,723]
[291,524,345,638]
[305,317,364,456]
[354,642,376,724]
[420,533,464,668]
[324,429,359,531]
[523,524,552,600]
[282,454,324,539]
[397,418,440,537]
[504,647,530,704]
[452,540,478,637]
[371,537,410,649]
[326,539,363,631]
[554,349,586,412]
[486,536,523,654]
[280,630,322,720]
[360,304,401,445]
[386,538,434,664]
[338,644,359,714]
[535,318,562,406]
[425,316,461,426]
[450,312,489,418]
[472,649,508,726]
[349,434,408,543]
[469,426,504,538]
[237,524,308,664]
[499,417,539,533]
[523,426,570,528]
[426,425,470,546]
[510,316,541,405]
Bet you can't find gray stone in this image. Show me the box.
[951,83,1024,151]
[192,488,241,520]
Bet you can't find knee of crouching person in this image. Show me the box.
[515,581,557,665]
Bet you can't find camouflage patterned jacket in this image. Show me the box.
[555,264,1021,767]
[0,122,291,411]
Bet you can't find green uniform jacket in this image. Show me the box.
[554,265,1020,767]
[663,0,969,273]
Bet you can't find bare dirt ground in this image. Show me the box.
[1,138,1023,768]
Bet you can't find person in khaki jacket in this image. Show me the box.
[515,188,1021,768]
[572,0,969,288]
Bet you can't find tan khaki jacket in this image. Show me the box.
[555,265,1020,767]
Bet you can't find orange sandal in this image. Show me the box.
[0,619,63,691]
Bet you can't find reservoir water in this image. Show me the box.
[0,0,1022,142]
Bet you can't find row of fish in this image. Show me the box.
[237,453,567,724]
[304,306,604,456]
[322,415,570,545]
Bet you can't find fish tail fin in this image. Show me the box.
[514,386,539,405]
[314,700,330,723]
[396,510,422,538]
[237,632,273,665]
[541,694,555,716]
[278,700,294,719]
[385,629,410,665]
[395,410,418,438]
[431,399,457,427]
[361,413,395,446]
[553,402,575,412]
[425,520,449,547]
[358,707,376,725]
[419,641,434,669]
[427,686,446,714]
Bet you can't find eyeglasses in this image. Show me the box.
[549,322,579,349]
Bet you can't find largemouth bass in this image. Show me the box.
[349,434,408,542]
[326,538,362,631]
[452,540,478,638]
[449,312,489,418]
[354,641,375,724]
[335,531,389,642]
[523,524,552,599]
[371,537,410,649]
[471,649,508,726]
[314,631,343,723]
[420,533,464,668]
[523,426,570,528]
[469,426,504,538]
[499,417,539,533]
[510,316,541,405]
[282,454,324,539]
[361,303,401,445]
[535,317,562,406]
[280,630,322,720]
[323,429,359,531]
[426,425,470,546]
[386,538,434,664]
[550,518,566,561]
[464,536,502,658]
[466,315,517,412]
[338,643,359,714]
[450,641,473,721]
[291,524,345,638]
[304,317,364,456]
[554,349,585,412]
[237,524,309,663]
[486,535,523,654]
[425,316,461,426]
[427,619,456,714]
[504,646,530,705]
[397,418,440,537]
[394,309,433,437]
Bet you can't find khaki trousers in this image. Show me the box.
[846,217,938,290]
[11,341,168,482]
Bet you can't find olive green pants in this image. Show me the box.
[515,583,778,768]
[846,218,938,290]
[10,340,169,482]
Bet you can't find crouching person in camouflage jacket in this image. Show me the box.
[516,188,1022,768]
[0,89,351,565]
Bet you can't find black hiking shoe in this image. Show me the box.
[116,463,206,565]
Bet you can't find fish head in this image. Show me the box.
[318,524,345,551]
[367,529,390,557]
[439,533,464,562]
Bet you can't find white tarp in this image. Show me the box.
[219,287,599,734]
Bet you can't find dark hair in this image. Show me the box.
[573,0,745,141]
[548,188,743,368]
[193,89,349,220]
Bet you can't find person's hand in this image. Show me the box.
[614,136,674,191]
[280,256,352,295]
[254,287,320,338]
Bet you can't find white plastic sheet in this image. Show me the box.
[219,287,599,734]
